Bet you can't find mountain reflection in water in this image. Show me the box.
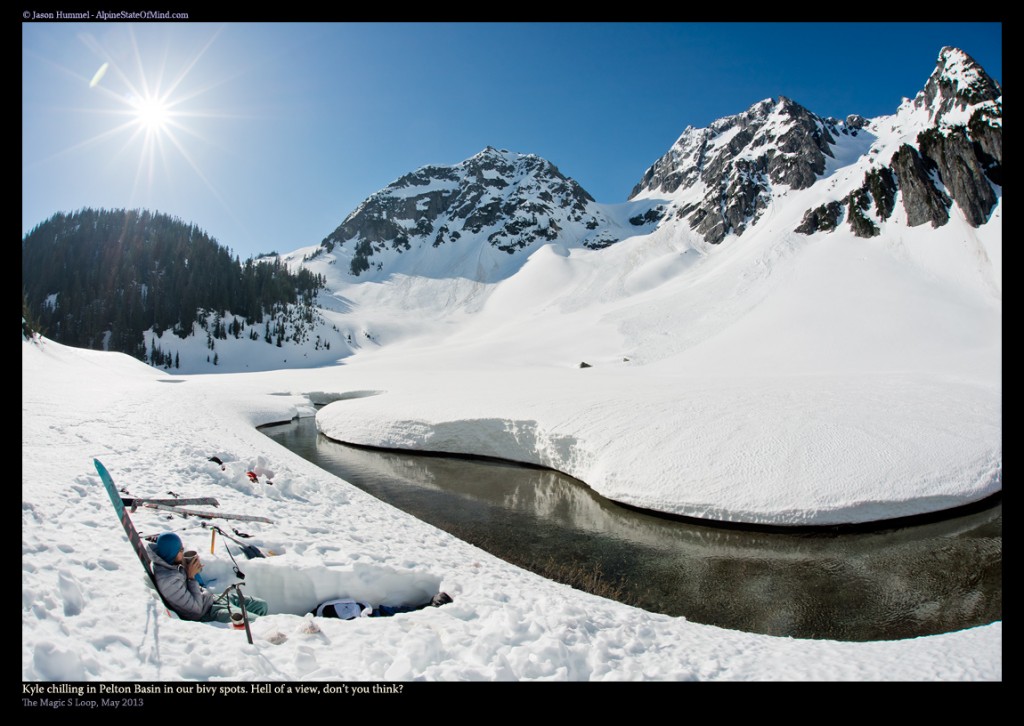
[262,415,1001,642]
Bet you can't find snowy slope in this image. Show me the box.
[296,47,1001,525]
[21,337,1001,681]
[21,45,1001,682]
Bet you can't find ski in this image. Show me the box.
[140,502,273,524]
[94,459,161,593]
[95,460,253,622]
[122,496,221,508]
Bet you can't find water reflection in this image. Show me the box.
[262,415,1001,642]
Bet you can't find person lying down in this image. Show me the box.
[151,531,452,623]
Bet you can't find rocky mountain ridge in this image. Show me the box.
[628,95,858,243]
[311,146,641,280]
[795,46,1001,237]
[631,47,1001,244]
[312,48,1000,277]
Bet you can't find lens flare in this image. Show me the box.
[88,61,108,88]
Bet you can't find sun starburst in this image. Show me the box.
[130,92,173,134]
[38,25,239,214]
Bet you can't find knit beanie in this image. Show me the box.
[155,532,182,563]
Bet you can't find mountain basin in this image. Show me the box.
[261,414,1001,642]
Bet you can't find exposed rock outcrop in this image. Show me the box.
[863,167,897,222]
[847,189,880,238]
[890,144,952,228]
[795,201,844,235]
[917,126,998,227]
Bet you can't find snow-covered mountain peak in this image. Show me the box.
[287,46,1000,357]
[624,47,1000,247]
[629,95,842,243]
[909,46,1002,127]
[795,47,1001,238]
[310,147,637,283]
[468,145,531,166]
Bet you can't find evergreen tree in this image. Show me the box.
[22,208,326,365]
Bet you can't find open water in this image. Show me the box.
[262,414,1002,641]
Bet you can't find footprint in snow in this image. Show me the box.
[293,646,320,676]
[58,570,85,617]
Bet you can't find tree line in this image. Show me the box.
[22,208,325,361]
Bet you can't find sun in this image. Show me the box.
[26,25,242,221]
[68,25,235,208]
[131,93,172,134]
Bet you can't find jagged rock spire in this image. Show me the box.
[913,46,1002,125]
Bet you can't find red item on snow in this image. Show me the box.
[246,471,258,483]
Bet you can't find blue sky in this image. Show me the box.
[23,22,1002,260]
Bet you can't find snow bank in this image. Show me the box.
[316,368,1000,525]
[22,338,1001,681]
